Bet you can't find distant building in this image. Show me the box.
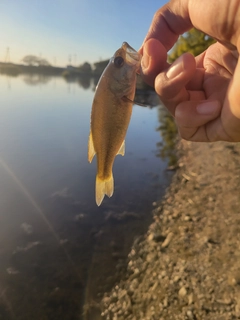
[66,65,78,71]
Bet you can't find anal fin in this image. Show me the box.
[117,140,125,156]
[88,131,96,163]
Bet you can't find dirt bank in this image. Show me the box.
[101,140,240,320]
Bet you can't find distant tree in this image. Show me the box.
[156,107,178,167]
[37,58,51,66]
[168,28,216,62]
[22,55,51,66]
[22,55,38,66]
[78,62,92,73]
[93,60,109,75]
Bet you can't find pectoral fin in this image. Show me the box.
[117,140,125,156]
[88,131,96,163]
[122,95,148,107]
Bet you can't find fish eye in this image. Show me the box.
[114,56,124,68]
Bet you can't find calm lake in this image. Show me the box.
[0,73,173,320]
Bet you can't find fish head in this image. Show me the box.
[107,42,141,97]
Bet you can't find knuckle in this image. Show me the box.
[178,127,195,141]
[155,74,179,99]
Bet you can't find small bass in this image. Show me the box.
[88,42,141,206]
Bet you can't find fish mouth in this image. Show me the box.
[122,42,141,66]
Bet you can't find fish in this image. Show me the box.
[88,42,141,206]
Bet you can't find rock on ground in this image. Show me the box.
[101,140,240,320]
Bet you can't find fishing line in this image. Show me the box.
[0,287,15,320]
[0,157,81,279]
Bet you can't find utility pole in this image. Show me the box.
[68,54,72,65]
[73,54,77,66]
[5,47,10,63]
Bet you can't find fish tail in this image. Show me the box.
[95,174,114,206]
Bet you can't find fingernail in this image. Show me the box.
[142,53,149,70]
[197,101,220,115]
[166,56,184,79]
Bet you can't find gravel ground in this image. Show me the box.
[101,140,240,320]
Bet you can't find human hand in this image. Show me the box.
[140,0,240,142]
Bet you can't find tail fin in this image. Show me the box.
[95,174,114,206]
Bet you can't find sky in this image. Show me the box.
[0,0,167,67]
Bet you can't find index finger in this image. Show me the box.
[140,1,193,53]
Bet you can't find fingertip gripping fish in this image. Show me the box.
[88,42,141,206]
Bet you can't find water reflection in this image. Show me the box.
[0,74,175,319]
[62,74,91,89]
[77,76,91,89]
[23,74,52,86]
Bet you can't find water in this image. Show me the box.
[0,74,173,319]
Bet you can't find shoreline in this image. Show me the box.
[101,139,240,320]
